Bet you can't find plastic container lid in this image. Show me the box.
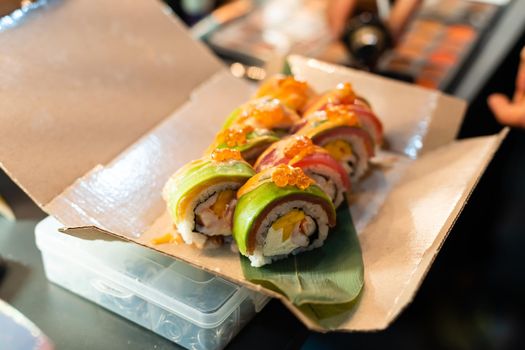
[35,217,250,329]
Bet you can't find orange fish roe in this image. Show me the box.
[255,76,313,111]
[275,77,311,110]
[211,148,243,162]
[271,164,314,190]
[237,99,286,129]
[325,105,360,126]
[278,76,309,94]
[284,135,316,159]
[217,125,254,147]
[331,82,356,105]
[281,78,309,107]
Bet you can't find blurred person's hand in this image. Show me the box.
[327,0,357,38]
[488,47,525,128]
[326,0,421,40]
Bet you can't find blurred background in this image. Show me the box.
[1,0,525,349]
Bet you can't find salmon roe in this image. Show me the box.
[331,82,356,104]
[271,164,314,190]
[324,105,359,126]
[284,135,316,159]
[240,99,285,129]
[217,125,254,147]
[277,77,310,110]
[211,148,242,162]
[278,76,309,93]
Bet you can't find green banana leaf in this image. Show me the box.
[240,204,364,329]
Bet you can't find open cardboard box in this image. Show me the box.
[0,0,506,332]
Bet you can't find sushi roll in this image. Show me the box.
[254,135,350,207]
[303,83,384,146]
[253,74,317,114]
[303,82,357,115]
[222,97,302,135]
[207,125,280,165]
[163,149,256,248]
[233,164,336,267]
[293,105,375,182]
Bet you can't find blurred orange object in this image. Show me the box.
[429,51,457,66]
[446,25,476,43]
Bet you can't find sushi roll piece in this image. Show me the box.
[163,149,256,248]
[303,83,384,146]
[222,97,301,135]
[253,74,317,114]
[303,82,357,115]
[233,164,336,267]
[293,105,375,182]
[254,135,350,207]
[207,125,280,165]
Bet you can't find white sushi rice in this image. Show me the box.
[177,182,240,249]
[304,164,346,207]
[248,200,330,267]
[319,134,369,182]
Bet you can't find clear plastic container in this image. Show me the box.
[35,217,268,350]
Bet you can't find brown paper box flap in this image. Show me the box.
[0,0,222,206]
